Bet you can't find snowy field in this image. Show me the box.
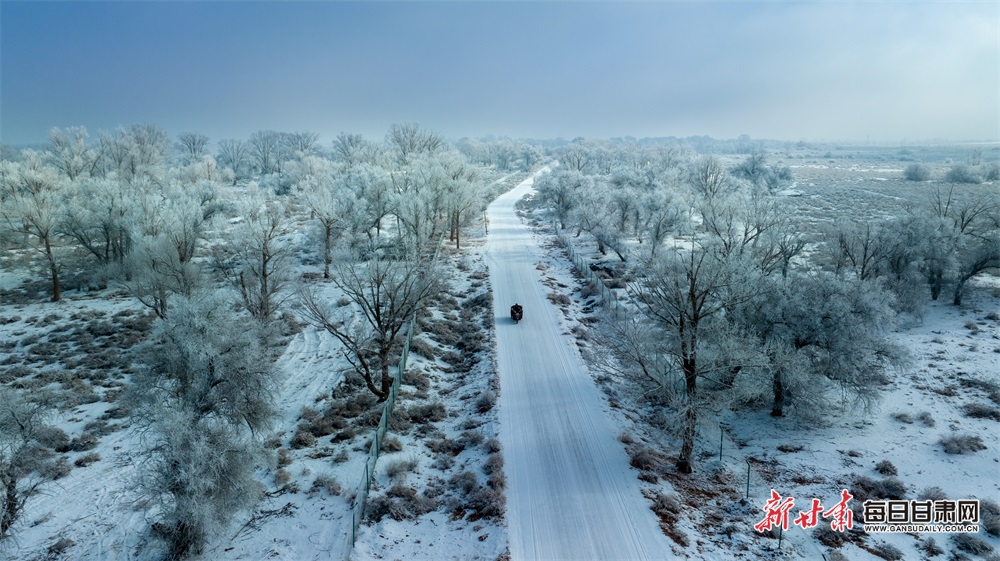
[2,140,998,561]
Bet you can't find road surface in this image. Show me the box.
[485,170,675,560]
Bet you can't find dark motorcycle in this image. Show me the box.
[510,304,523,324]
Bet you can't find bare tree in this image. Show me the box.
[216,139,250,184]
[175,132,210,165]
[630,243,754,473]
[281,131,320,159]
[300,257,438,401]
[688,155,734,201]
[248,130,282,175]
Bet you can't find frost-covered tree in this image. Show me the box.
[0,154,68,301]
[214,190,291,323]
[300,256,438,401]
[630,243,756,473]
[174,132,209,166]
[96,124,169,183]
[130,294,275,559]
[332,132,377,168]
[61,176,135,267]
[386,122,444,165]
[248,130,283,175]
[47,126,95,180]
[534,168,590,230]
[0,389,57,542]
[128,184,218,319]
[731,273,905,419]
[216,138,250,184]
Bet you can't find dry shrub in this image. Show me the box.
[69,432,98,452]
[952,534,993,555]
[467,487,505,521]
[269,446,289,467]
[407,402,446,424]
[981,499,1000,537]
[918,486,948,501]
[366,484,437,522]
[448,471,478,495]
[851,475,907,502]
[963,403,1000,421]
[874,460,897,476]
[814,526,847,548]
[274,468,291,487]
[919,537,944,556]
[547,293,571,306]
[939,434,986,454]
[871,542,903,560]
[385,457,419,480]
[917,411,936,427]
[483,451,503,477]
[74,452,100,467]
[485,438,502,454]
[290,426,317,449]
[310,473,342,496]
[381,435,403,452]
[460,430,484,447]
[427,437,465,456]
[476,391,496,413]
[891,412,913,424]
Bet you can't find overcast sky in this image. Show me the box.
[1,1,997,146]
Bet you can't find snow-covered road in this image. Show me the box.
[485,171,675,561]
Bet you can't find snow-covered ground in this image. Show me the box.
[3,156,998,561]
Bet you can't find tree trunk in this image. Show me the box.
[45,238,61,302]
[676,356,697,474]
[323,223,332,279]
[770,368,785,417]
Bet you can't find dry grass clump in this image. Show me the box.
[874,460,897,476]
[917,486,948,501]
[919,537,944,556]
[365,483,437,522]
[952,534,993,555]
[916,411,936,427]
[385,457,419,480]
[381,435,403,452]
[73,452,100,467]
[962,403,1000,421]
[891,412,913,424]
[426,437,465,456]
[643,489,687,547]
[290,425,317,449]
[981,498,1000,537]
[851,475,907,503]
[939,434,987,454]
[476,391,496,413]
[309,473,342,496]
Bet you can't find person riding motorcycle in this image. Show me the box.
[510,303,523,322]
